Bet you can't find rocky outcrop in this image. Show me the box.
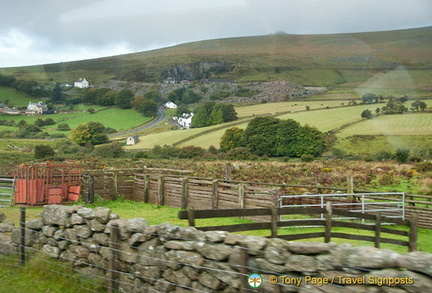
[161,61,234,81]
[2,205,431,292]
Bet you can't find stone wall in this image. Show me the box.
[3,205,432,292]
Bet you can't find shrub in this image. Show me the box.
[92,142,124,158]
[226,147,255,160]
[57,123,70,131]
[34,145,55,159]
[395,148,410,164]
[300,154,315,162]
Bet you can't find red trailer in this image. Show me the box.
[14,163,82,206]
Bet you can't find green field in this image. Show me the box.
[0,87,34,107]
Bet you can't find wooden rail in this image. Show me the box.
[178,203,419,252]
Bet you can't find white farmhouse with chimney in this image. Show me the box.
[74,78,89,88]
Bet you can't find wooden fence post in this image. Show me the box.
[108,222,119,293]
[113,171,118,200]
[238,245,248,293]
[158,175,164,206]
[347,175,354,202]
[374,213,382,248]
[225,163,232,180]
[212,180,218,210]
[324,202,332,243]
[270,207,278,238]
[181,177,188,210]
[187,208,195,227]
[88,175,95,204]
[239,184,245,209]
[19,207,26,265]
[409,213,419,252]
[143,174,149,203]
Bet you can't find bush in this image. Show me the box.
[300,154,315,162]
[415,161,432,172]
[395,148,410,164]
[92,142,124,158]
[57,123,70,131]
[226,147,255,160]
[34,145,55,159]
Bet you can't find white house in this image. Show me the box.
[26,101,48,115]
[126,135,140,145]
[164,101,177,109]
[74,78,89,88]
[163,77,176,84]
[173,113,194,129]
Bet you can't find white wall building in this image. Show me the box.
[74,78,89,88]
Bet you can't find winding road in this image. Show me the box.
[108,107,167,138]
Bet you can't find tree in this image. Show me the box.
[133,96,158,116]
[395,148,410,164]
[70,121,109,145]
[115,89,134,109]
[34,144,55,159]
[92,142,124,158]
[362,93,378,104]
[221,104,237,122]
[57,123,70,131]
[191,106,212,127]
[241,116,280,156]
[50,82,63,103]
[144,90,162,103]
[411,100,427,112]
[220,127,244,152]
[361,109,373,119]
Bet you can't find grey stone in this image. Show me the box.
[285,255,318,272]
[76,266,105,282]
[88,252,108,268]
[166,250,204,269]
[264,238,291,264]
[42,205,68,226]
[11,228,39,246]
[105,218,130,240]
[42,225,58,237]
[64,205,83,214]
[60,249,77,262]
[397,251,432,277]
[69,244,90,258]
[63,228,78,242]
[198,271,223,290]
[158,223,205,242]
[205,231,228,243]
[128,218,149,233]
[93,207,111,224]
[164,240,196,251]
[0,234,16,255]
[0,212,5,222]
[132,264,160,284]
[196,243,233,261]
[53,229,64,241]
[70,214,85,225]
[88,219,106,232]
[287,242,335,255]
[139,245,167,269]
[129,233,146,247]
[76,207,95,219]
[345,246,399,269]
[119,242,138,263]
[26,219,43,230]
[224,233,246,245]
[92,232,109,246]
[75,225,92,239]
[182,266,199,281]
[204,260,241,288]
[154,278,175,292]
[80,238,100,252]
[173,268,192,288]
[0,223,14,233]
[240,235,268,255]
[257,257,287,273]
[58,240,69,250]
[42,244,60,258]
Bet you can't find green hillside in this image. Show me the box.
[1,27,431,95]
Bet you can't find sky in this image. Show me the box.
[0,0,431,68]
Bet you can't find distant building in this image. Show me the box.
[126,135,140,145]
[26,101,48,115]
[164,101,177,109]
[163,77,176,84]
[74,78,89,88]
[173,113,194,129]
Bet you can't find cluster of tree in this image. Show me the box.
[0,74,45,97]
[220,117,326,157]
[70,121,113,145]
[191,102,237,128]
[167,88,202,104]
[361,95,428,119]
[82,88,159,117]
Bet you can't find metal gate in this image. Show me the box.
[279,192,405,226]
[0,177,15,207]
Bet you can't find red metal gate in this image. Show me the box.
[14,163,82,205]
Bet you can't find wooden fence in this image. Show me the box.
[178,203,419,252]
[80,168,432,229]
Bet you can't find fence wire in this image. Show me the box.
[0,207,416,293]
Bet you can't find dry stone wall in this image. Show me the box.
[3,205,432,292]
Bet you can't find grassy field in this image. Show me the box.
[0,87,34,107]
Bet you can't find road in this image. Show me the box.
[108,107,166,138]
